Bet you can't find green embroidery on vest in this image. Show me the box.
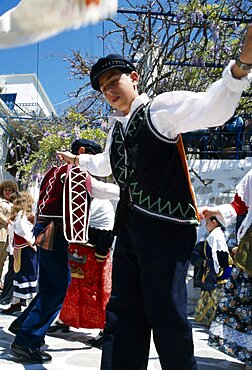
[110,104,197,223]
[112,105,147,188]
[126,113,143,138]
[112,125,125,186]
[130,182,195,218]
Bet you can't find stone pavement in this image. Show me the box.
[0,306,244,370]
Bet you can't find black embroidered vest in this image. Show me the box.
[110,103,199,225]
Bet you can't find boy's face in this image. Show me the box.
[99,68,139,115]
[205,218,217,233]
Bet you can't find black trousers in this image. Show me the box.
[0,254,14,304]
[101,209,198,370]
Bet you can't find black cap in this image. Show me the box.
[71,139,102,155]
[90,54,136,92]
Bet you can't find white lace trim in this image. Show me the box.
[210,320,252,351]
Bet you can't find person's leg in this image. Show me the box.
[0,254,14,304]
[13,247,38,301]
[101,210,198,370]
[2,247,38,315]
[0,241,8,281]
[137,218,198,370]
[101,229,151,370]
[13,225,70,350]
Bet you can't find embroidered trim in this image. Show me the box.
[13,280,37,288]
[38,167,61,215]
[63,167,91,243]
[14,243,29,249]
[111,124,127,187]
[146,103,179,144]
[132,204,198,224]
[95,252,108,260]
[38,214,63,218]
[110,104,198,224]
[125,103,145,136]
[130,181,193,216]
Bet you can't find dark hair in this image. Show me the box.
[71,139,102,155]
[209,216,224,229]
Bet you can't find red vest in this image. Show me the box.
[37,164,92,244]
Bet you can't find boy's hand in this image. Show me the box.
[198,206,219,220]
[57,151,78,165]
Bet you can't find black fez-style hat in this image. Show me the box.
[90,54,136,92]
[71,139,102,155]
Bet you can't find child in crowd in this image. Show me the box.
[0,180,18,287]
[194,216,232,327]
[1,191,37,314]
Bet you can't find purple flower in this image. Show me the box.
[101,121,107,130]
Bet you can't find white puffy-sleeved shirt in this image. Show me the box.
[79,61,252,177]
[8,211,35,248]
[206,226,229,274]
[90,176,119,200]
[89,198,115,231]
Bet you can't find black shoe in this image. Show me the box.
[8,322,20,335]
[87,334,103,349]
[8,323,45,346]
[47,321,70,333]
[1,303,22,314]
[10,341,52,363]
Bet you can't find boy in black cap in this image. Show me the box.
[58,26,252,370]
[71,138,102,155]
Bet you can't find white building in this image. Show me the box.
[0,73,56,117]
[0,73,56,184]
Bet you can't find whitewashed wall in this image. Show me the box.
[189,157,252,207]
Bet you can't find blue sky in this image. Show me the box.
[0,0,124,114]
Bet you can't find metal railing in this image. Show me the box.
[182,128,252,159]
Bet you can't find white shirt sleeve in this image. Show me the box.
[216,204,237,227]
[80,61,251,170]
[79,129,113,177]
[234,168,252,242]
[207,227,228,274]
[90,177,120,200]
[236,168,252,207]
[150,61,252,139]
[13,211,35,246]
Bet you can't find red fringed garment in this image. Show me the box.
[60,243,112,329]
